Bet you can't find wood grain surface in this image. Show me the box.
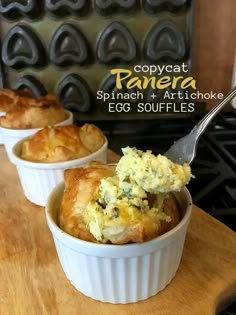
[193,0,236,109]
[0,146,236,315]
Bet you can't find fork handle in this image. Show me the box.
[192,86,236,139]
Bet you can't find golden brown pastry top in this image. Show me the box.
[0,89,32,112]
[0,93,66,129]
[58,162,180,245]
[21,124,106,163]
[59,162,115,242]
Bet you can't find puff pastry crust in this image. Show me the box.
[58,163,180,244]
[21,124,105,162]
[0,94,66,129]
[59,162,115,242]
[0,89,32,112]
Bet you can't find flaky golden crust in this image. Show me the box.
[0,89,32,112]
[141,195,180,242]
[58,163,181,244]
[79,123,106,153]
[0,94,66,129]
[59,162,115,242]
[21,124,105,163]
[101,194,180,244]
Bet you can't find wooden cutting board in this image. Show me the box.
[0,146,236,315]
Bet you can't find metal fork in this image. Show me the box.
[164,86,236,165]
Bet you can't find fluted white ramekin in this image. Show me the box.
[1,110,73,163]
[11,136,108,207]
[0,111,5,144]
[46,183,192,304]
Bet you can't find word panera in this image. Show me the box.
[111,69,196,90]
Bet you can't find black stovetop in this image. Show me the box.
[91,110,236,232]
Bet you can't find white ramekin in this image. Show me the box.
[1,110,73,163]
[11,136,108,207]
[46,183,192,304]
[0,111,6,144]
